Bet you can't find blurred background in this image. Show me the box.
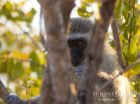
[0,0,45,103]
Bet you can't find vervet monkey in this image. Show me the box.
[4,18,133,104]
[67,18,134,104]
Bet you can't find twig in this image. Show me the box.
[111,18,125,68]
[98,59,140,91]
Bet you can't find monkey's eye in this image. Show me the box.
[68,38,87,48]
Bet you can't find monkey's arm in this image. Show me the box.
[4,94,40,104]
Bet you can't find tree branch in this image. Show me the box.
[78,0,117,104]
[111,18,125,68]
[39,0,76,104]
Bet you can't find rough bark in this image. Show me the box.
[78,0,117,104]
[39,0,76,104]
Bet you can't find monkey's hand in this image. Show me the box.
[4,94,27,104]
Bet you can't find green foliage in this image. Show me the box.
[77,0,94,17]
[115,0,140,65]
[115,0,140,100]
[2,31,16,46]
[0,1,36,23]
[29,51,43,72]
[0,0,45,103]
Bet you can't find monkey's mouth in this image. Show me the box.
[71,58,84,66]
[72,61,80,66]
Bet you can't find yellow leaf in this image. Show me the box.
[37,52,46,65]
[10,50,29,61]
[135,3,140,10]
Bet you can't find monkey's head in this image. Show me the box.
[67,18,94,66]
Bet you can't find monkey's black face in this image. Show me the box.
[68,37,87,66]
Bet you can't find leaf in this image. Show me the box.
[130,36,138,55]
[77,7,93,17]
[11,60,23,79]
[37,52,46,65]
[135,3,140,10]
[23,8,36,23]
[4,1,13,11]
[29,51,40,71]
[11,51,29,61]
[2,31,16,46]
